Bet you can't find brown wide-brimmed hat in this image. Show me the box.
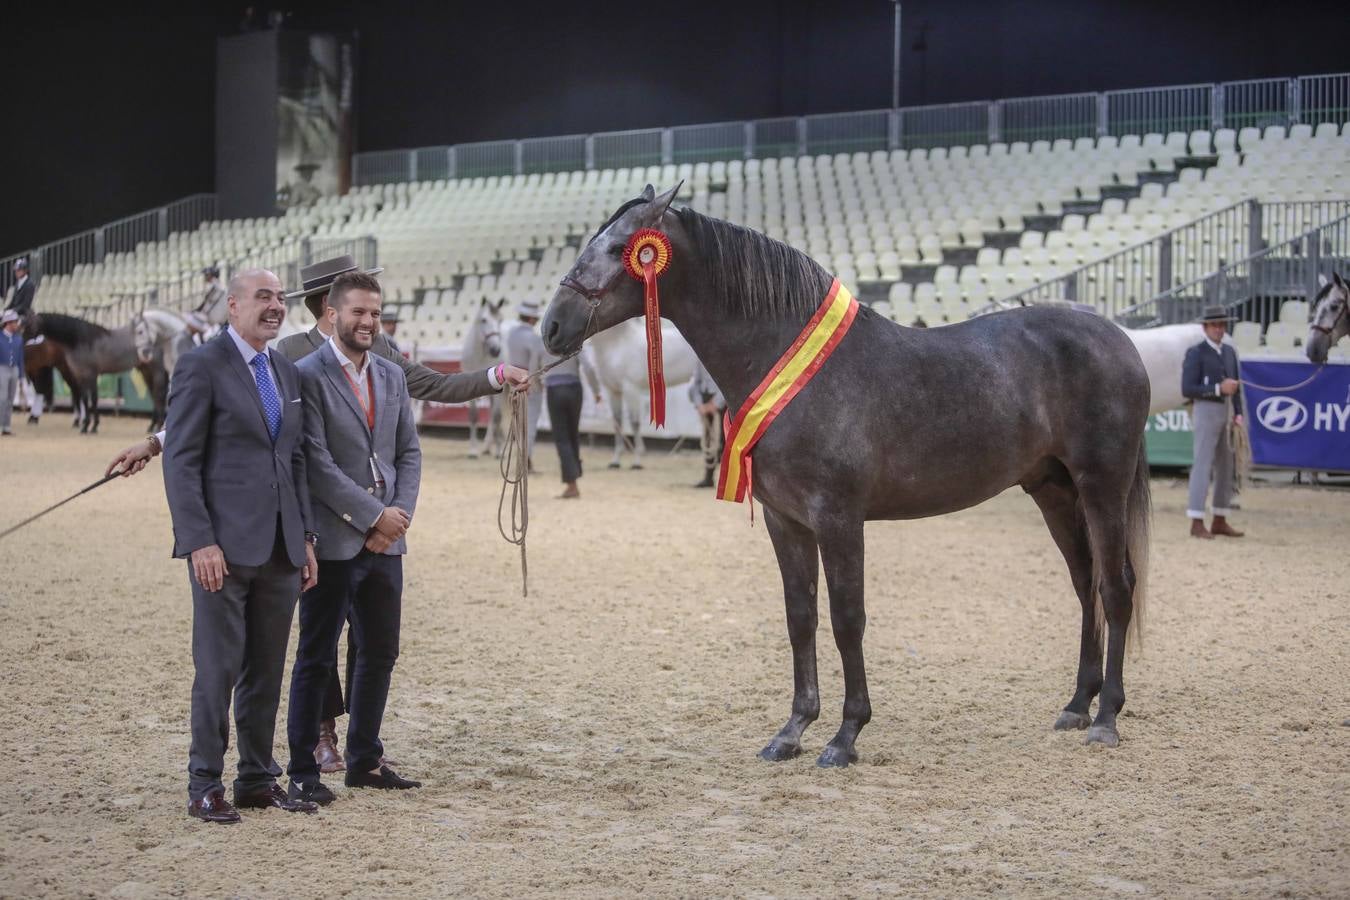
[285,254,384,319]
[1198,304,1235,323]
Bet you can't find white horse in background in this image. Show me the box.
[1121,322,1209,414]
[132,308,192,378]
[587,316,698,468]
[461,297,507,458]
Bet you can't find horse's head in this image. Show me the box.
[475,296,504,358]
[543,183,681,355]
[1308,272,1349,364]
[131,312,155,364]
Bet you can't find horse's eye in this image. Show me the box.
[609,243,625,257]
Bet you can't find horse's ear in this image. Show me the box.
[1334,272,1348,291]
[651,181,682,220]
[641,184,655,203]
[1319,273,1330,288]
[479,296,488,308]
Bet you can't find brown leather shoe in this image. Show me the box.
[1211,516,1245,537]
[315,719,344,773]
[234,783,319,814]
[188,789,241,824]
[1190,518,1214,539]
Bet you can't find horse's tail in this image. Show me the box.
[1124,437,1151,651]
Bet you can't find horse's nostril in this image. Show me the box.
[546,319,560,342]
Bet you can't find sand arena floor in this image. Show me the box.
[0,417,1346,898]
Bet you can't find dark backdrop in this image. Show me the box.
[5,0,1341,254]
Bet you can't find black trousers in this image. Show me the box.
[187,531,298,800]
[547,381,584,483]
[287,551,403,783]
[320,632,357,722]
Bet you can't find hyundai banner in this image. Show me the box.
[1242,360,1350,471]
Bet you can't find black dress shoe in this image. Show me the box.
[345,765,422,790]
[26,415,38,426]
[288,779,337,806]
[188,789,242,824]
[234,782,319,814]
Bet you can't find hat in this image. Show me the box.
[1198,304,1234,323]
[517,298,542,319]
[13,257,28,271]
[294,162,322,173]
[1,310,19,324]
[380,309,399,323]
[202,265,220,278]
[285,254,384,318]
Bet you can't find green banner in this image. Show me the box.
[52,370,156,414]
[1145,407,1193,466]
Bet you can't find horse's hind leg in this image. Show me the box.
[467,399,481,458]
[1026,466,1101,732]
[758,507,821,762]
[1076,475,1137,748]
[607,394,624,468]
[815,516,870,768]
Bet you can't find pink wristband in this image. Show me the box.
[495,364,505,387]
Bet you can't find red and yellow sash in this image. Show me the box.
[717,279,859,504]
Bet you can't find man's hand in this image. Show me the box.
[1220,377,1240,396]
[301,543,319,592]
[502,365,530,392]
[1234,413,1245,428]
[106,439,156,478]
[364,530,393,554]
[374,506,411,539]
[697,401,717,416]
[191,545,229,592]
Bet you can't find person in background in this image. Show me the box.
[0,310,23,435]
[7,258,41,425]
[544,348,600,498]
[506,299,546,468]
[688,361,726,488]
[380,309,401,354]
[1181,305,1245,539]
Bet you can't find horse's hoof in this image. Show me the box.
[607,462,621,469]
[630,463,644,470]
[467,452,479,460]
[815,745,857,768]
[1054,711,1093,731]
[758,741,802,762]
[1085,725,1120,748]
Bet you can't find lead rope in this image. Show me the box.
[496,304,598,597]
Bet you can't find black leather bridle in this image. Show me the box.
[1310,287,1348,337]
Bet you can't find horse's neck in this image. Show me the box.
[96,328,139,369]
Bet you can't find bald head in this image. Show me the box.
[227,268,286,350]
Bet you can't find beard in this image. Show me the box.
[337,317,375,353]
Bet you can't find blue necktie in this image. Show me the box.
[249,352,283,443]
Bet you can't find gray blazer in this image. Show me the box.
[277,325,495,404]
[298,344,422,561]
[162,331,313,568]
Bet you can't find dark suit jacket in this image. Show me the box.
[162,331,313,568]
[299,345,421,560]
[275,325,494,404]
[6,278,35,315]
[1181,339,1243,417]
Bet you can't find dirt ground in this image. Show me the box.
[0,417,1345,899]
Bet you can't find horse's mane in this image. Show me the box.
[1313,280,1335,307]
[675,207,832,320]
[590,197,648,243]
[36,313,109,345]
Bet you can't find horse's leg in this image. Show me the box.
[467,397,480,458]
[759,507,821,761]
[607,392,624,468]
[1076,476,1136,748]
[1026,468,1101,731]
[629,401,644,469]
[815,516,870,768]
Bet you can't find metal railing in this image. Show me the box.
[352,72,1350,185]
[91,235,378,326]
[997,200,1350,319]
[1115,213,1350,327]
[1,194,217,296]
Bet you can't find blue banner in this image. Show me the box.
[1242,360,1350,471]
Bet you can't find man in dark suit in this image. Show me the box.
[286,271,423,804]
[1181,305,1246,539]
[162,267,322,824]
[5,258,36,316]
[277,254,527,773]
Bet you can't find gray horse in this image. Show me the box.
[1307,273,1349,364]
[27,313,165,433]
[542,185,1152,765]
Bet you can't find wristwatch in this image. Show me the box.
[146,433,163,456]
[305,532,319,546]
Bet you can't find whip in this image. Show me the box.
[0,471,120,541]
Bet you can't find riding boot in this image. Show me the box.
[1210,516,1244,538]
[314,719,344,773]
[694,467,715,488]
[1189,518,1213,539]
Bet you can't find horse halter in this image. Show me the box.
[1310,289,1348,336]
[558,268,618,308]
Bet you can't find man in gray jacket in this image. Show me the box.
[162,268,321,824]
[286,270,424,803]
